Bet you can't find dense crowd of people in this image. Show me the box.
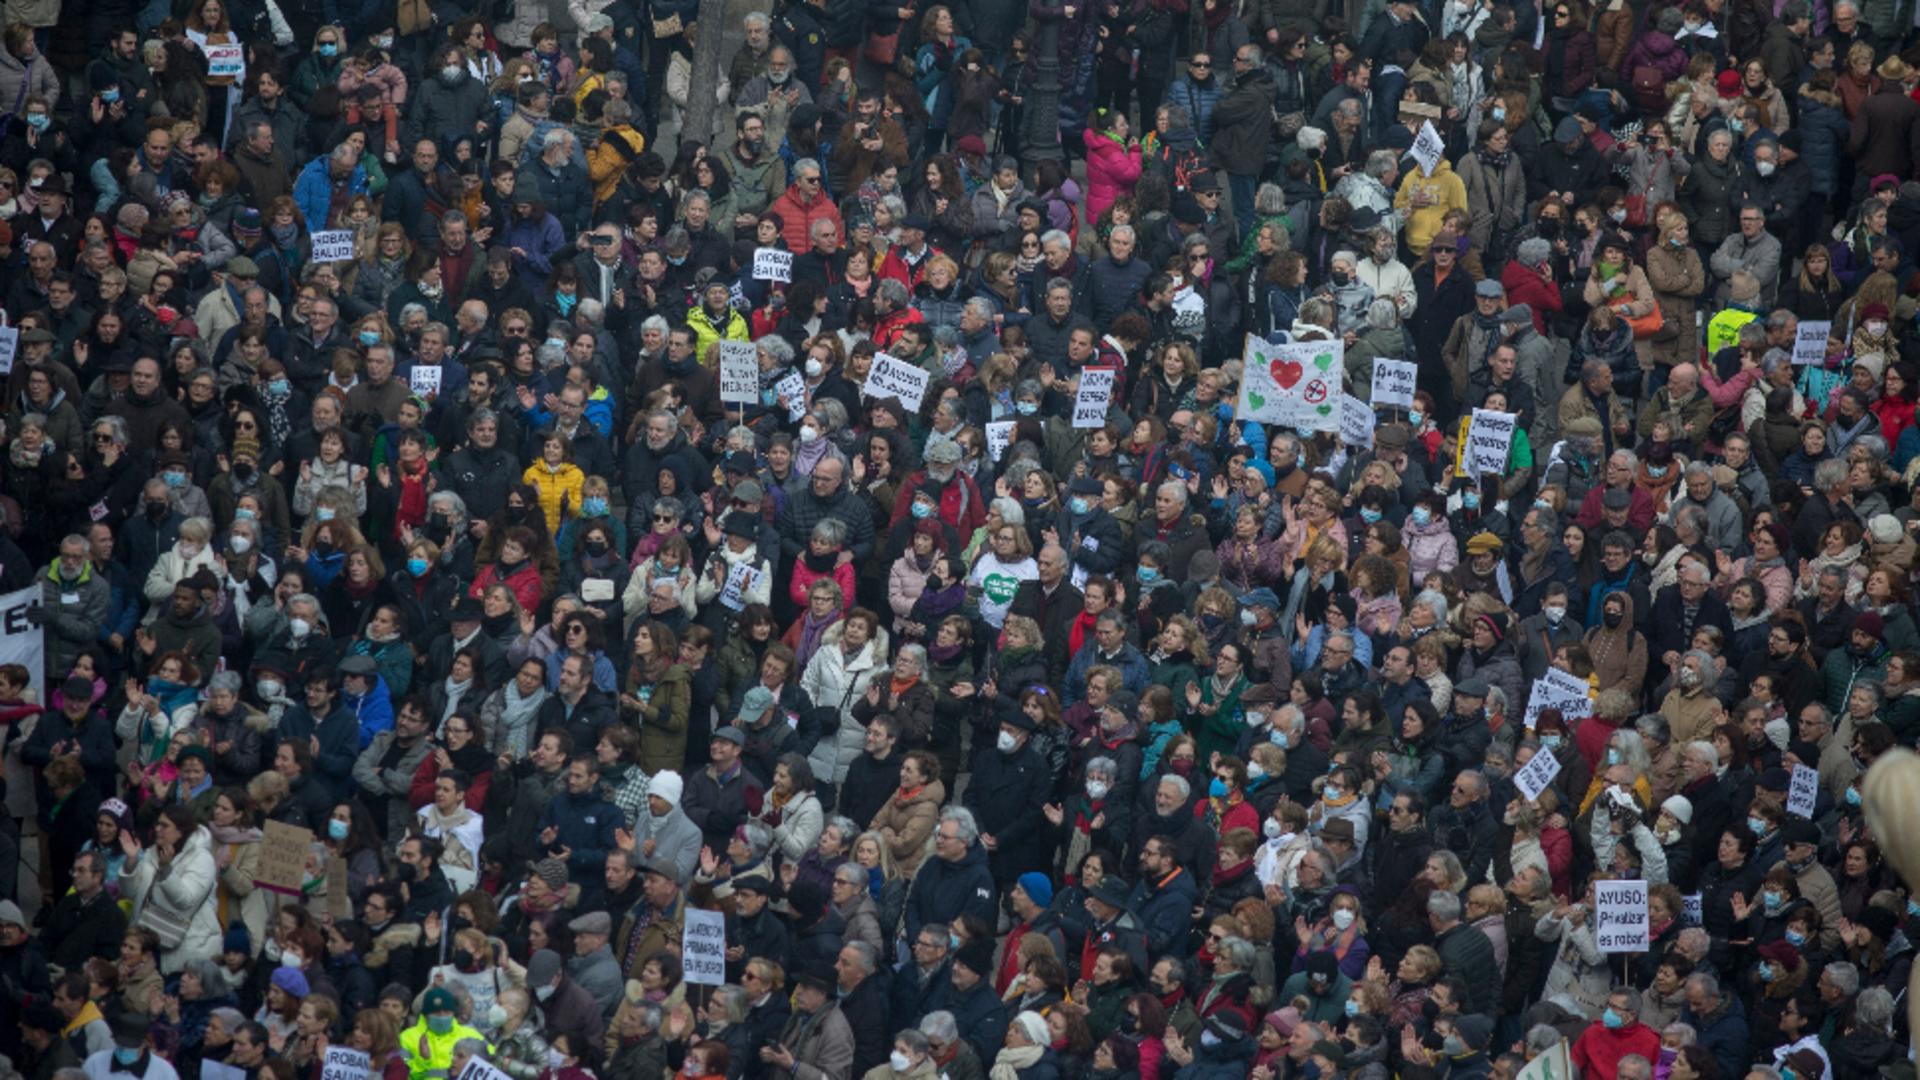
[4,0,1920,1077]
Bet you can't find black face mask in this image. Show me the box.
[232,462,255,483]
[145,501,169,520]
[585,539,610,557]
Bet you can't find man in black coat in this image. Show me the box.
[889,926,954,1033]
[41,851,125,972]
[1644,561,1734,686]
[1370,792,1434,904]
[1009,546,1084,685]
[839,716,904,829]
[682,727,765,849]
[1428,771,1498,885]
[834,943,893,1077]
[961,714,1053,890]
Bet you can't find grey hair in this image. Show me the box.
[743,10,771,27]
[1660,1023,1696,1046]
[824,814,859,844]
[1367,297,1399,329]
[628,1000,665,1030]
[896,644,928,673]
[183,958,233,996]
[710,986,749,1024]
[920,1012,960,1043]
[1685,972,1720,998]
[542,128,572,151]
[642,314,670,337]
[427,490,469,523]
[740,821,773,858]
[453,1038,489,1059]
[834,861,868,887]
[991,497,1025,525]
[1524,1025,1563,1056]
[1634,714,1671,745]
[1109,223,1136,244]
[939,806,980,844]
[1085,755,1117,780]
[758,336,796,367]
[963,297,996,319]
[1216,936,1255,971]
[1684,740,1719,769]
[1684,649,1718,678]
[1411,590,1448,624]
[209,1006,246,1032]
[1045,276,1074,296]
[792,157,822,178]
[895,1030,930,1056]
[1160,773,1191,800]
[841,940,880,974]
[1825,961,1860,996]
[1041,229,1071,251]
[1682,461,1713,483]
[1814,457,1850,492]
[92,415,129,445]
[1611,987,1644,1013]
[878,278,910,306]
[810,518,847,547]
[1427,890,1463,923]
[1330,249,1358,268]
[1254,182,1286,216]
[1858,988,1896,1033]
[1365,149,1399,179]
[1157,479,1190,508]
[651,497,683,520]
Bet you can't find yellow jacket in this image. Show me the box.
[1394,158,1469,259]
[398,1016,488,1080]
[588,125,647,207]
[523,460,586,533]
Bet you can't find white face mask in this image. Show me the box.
[289,617,311,638]
[805,358,824,378]
[1543,605,1566,624]
[1868,320,1890,336]
[1331,908,1356,930]
[280,949,304,968]
[1263,818,1284,839]
[890,1052,914,1073]
[1087,780,1110,800]
[548,1050,568,1068]
[997,730,1017,753]
[230,535,252,554]
[536,984,557,1002]
[798,425,821,443]
[1755,159,1776,176]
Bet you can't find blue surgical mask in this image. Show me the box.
[1757,961,1776,982]
[1138,566,1159,583]
[25,113,48,132]
[115,1048,141,1066]
[1409,409,1424,426]
[1785,929,1807,946]
[235,507,257,521]
[1491,106,1507,122]
[359,330,381,347]
[911,502,933,519]
[407,558,429,577]
[1761,889,1783,911]
[1541,734,1563,750]
[1271,730,1289,749]
[427,1015,453,1034]
[1908,898,1920,917]
[1602,1008,1624,1029]
[583,496,608,517]
[1410,506,1432,527]
[1463,491,1481,510]
[316,508,336,522]
[1360,507,1382,524]
[163,471,187,489]
[328,819,350,841]
[1749,816,1768,836]
[1847,787,1862,806]
[1070,496,1091,515]
[319,42,338,56]
[1016,401,1038,415]
[1209,777,1228,798]
[268,377,290,396]
[1647,464,1669,478]
[1343,999,1361,1018]
[101,88,120,103]
[1606,748,1621,765]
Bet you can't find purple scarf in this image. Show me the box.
[795,610,841,669]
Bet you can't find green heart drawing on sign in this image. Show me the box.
[1248,391,1267,409]
[1316,404,1333,416]
[1313,353,1335,371]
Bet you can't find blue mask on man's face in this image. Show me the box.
[114,1048,142,1066]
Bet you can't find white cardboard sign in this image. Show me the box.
[1522,667,1593,729]
[718,341,759,404]
[1594,879,1650,953]
[682,907,728,985]
[1410,120,1445,176]
[1792,320,1831,366]
[408,365,442,398]
[985,421,1015,462]
[321,1046,370,1080]
[1787,763,1820,819]
[203,42,245,79]
[773,371,808,421]
[1513,747,1563,802]
[864,353,930,412]
[752,248,792,282]
[1236,333,1341,433]
[1338,393,1374,447]
[310,230,356,262]
[1074,369,1115,428]
[1370,358,1418,409]
[721,562,763,610]
[1465,408,1517,477]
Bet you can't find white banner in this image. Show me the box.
[1522,667,1593,729]
[1236,334,1340,433]
[1370,358,1417,409]
[720,562,763,610]
[454,1059,513,1080]
[408,365,442,398]
[310,230,356,262]
[203,41,245,80]
[1465,408,1517,477]
[1516,1040,1572,1080]
[752,248,793,283]
[718,341,760,404]
[1410,120,1445,176]
[1338,393,1374,448]
[1594,879,1650,953]
[1787,763,1820,818]
[985,421,1015,462]
[1512,747,1562,802]
[682,907,727,985]
[1073,369,1115,428]
[772,372,807,421]
[1792,320,1830,366]
[864,353,930,412]
[0,585,45,703]
[321,1046,370,1080]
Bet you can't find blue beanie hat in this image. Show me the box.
[222,925,251,955]
[270,966,310,998]
[1018,872,1055,907]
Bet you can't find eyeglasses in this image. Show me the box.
[654,514,677,523]
[1190,60,1211,67]
[798,175,820,185]
[93,433,114,442]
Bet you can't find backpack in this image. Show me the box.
[1631,65,1667,115]
[1164,144,1206,193]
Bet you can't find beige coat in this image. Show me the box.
[869,778,945,877]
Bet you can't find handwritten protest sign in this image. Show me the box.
[1410,121,1445,176]
[1370,358,1418,409]
[204,42,245,79]
[752,248,792,283]
[1788,763,1820,818]
[1074,369,1115,428]
[1338,394,1374,447]
[1513,748,1563,802]
[1236,334,1341,433]
[321,1046,370,1080]
[1792,320,1831,366]
[0,325,18,375]
[1595,879,1650,952]
[253,820,313,896]
[721,563,764,610]
[1522,668,1593,729]
[310,230,356,262]
[408,365,442,398]
[864,353,930,412]
[1465,408,1517,476]
[773,372,807,421]
[683,907,727,985]
[718,341,759,404]
[986,421,1015,461]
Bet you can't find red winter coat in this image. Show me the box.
[1082,127,1143,224]
[1501,259,1564,335]
[886,469,986,535]
[1571,1019,1661,1080]
[768,182,845,253]
[468,560,544,614]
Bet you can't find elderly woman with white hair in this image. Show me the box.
[1325,249,1377,334]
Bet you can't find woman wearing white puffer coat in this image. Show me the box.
[801,609,889,789]
[120,804,223,974]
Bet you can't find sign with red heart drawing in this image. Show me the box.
[1235,333,1342,433]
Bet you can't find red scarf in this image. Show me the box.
[1068,609,1098,658]
[394,458,431,538]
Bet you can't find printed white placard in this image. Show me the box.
[310,230,356,262]
[864,353,930,412]
[1594,879,1650,953]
